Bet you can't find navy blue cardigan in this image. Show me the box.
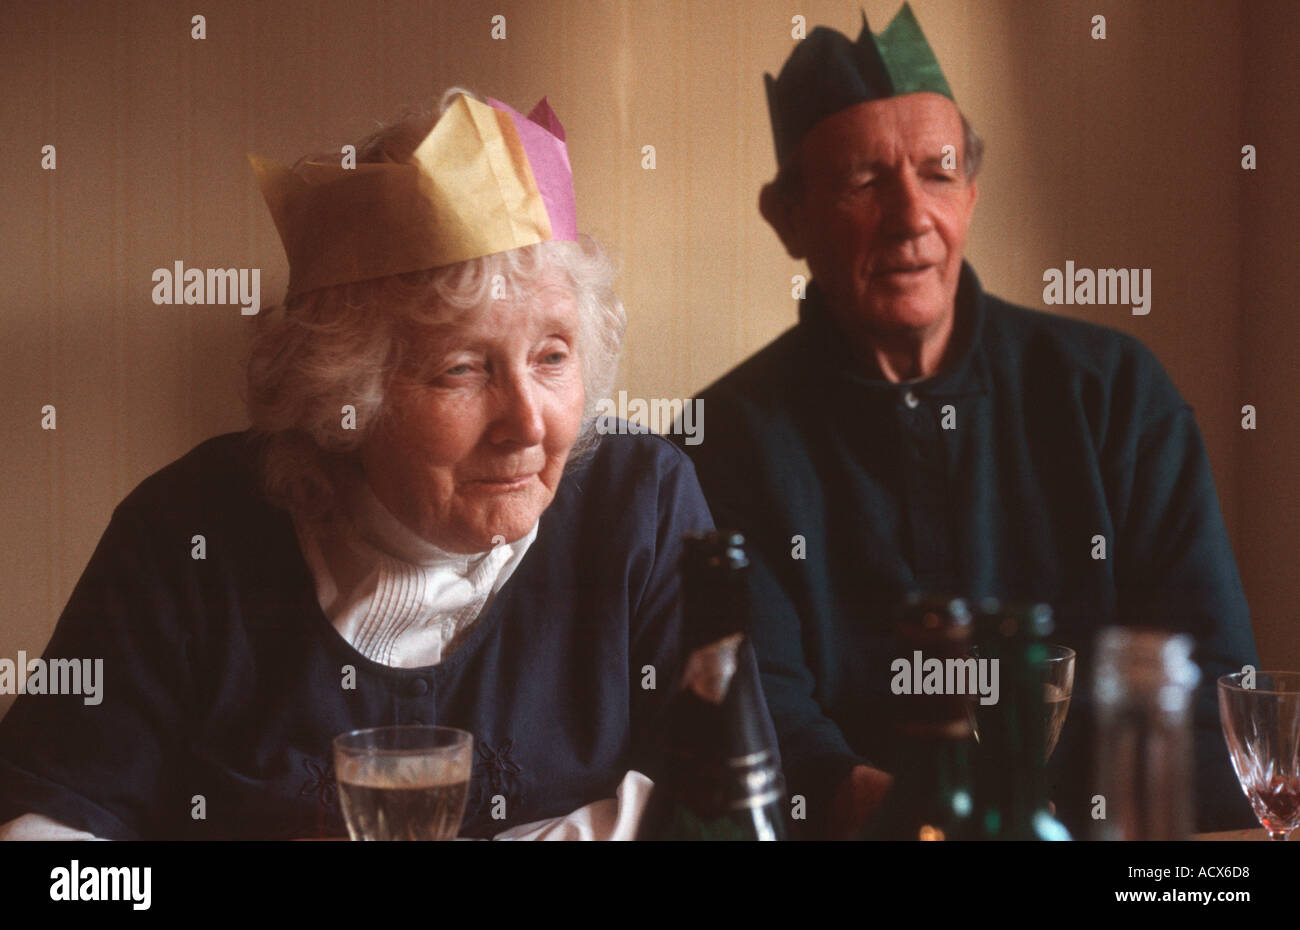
[0,429,742,839]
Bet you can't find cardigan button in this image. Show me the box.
[903,389,920,409]
[406,677,431,697]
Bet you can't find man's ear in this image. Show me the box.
[759,182,807,260]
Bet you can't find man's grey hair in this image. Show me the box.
[245,88,625,522]
[772,110,984,201]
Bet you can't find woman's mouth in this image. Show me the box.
[466,474,536,493]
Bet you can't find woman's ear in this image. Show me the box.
[759,182,807,260]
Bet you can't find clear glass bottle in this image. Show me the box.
[1091,628,1199,840]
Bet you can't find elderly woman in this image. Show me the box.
[0,89,750,839]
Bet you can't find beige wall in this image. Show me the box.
[2,0,1294,720]
[1239,1,1300,677]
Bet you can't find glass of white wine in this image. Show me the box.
[333,725,473,841]
[1041,645,1075,760]
[968,644,1075,760]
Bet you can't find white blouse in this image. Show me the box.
[292,479,537,668]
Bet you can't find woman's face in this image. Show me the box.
[360,268,585,554]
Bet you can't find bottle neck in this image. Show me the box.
[680,574,746,652]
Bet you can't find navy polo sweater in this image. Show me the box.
[676,262,1259,835]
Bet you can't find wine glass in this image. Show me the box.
[1041,645,1076,760]
[1218,672,1300,840]
[968,644,1075,760]
[333,725,474,841]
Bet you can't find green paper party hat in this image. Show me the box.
[765,3,955,165]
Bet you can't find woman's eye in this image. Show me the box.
[434,362,478,380]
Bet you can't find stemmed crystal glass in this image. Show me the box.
[1218,672,1300,840]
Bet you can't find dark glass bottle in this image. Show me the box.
[637,531,786,841]
[969,599,1071,840]
[859,594,977,841]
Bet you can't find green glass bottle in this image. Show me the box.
[636,531,786,841]
[969,599,1071,841]
[859,594,977,841]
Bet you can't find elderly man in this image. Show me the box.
[676,5,1258,839]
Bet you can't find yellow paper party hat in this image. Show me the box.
[250,93,577,300]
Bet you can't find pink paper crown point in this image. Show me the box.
[488,96,577,242]
[527,97,566,141]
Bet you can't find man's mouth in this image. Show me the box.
[874,262,934,279]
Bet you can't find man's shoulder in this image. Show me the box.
[980,290,1199,461]
[670,327,817,486]
[680,326,813,464]
[693,325,806,411]
[983,293,1169,383]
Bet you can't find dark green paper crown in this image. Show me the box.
[765,3,954,165]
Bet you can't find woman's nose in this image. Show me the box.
[492,372,546,446]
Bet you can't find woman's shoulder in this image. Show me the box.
[567,426,700,492]
[114,430,277,536]
[548,428,711,546]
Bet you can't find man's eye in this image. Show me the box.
[444,364,472,376]
[542,352,567,365]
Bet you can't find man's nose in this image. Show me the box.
[880,171,931,238]
[492,370,546,447]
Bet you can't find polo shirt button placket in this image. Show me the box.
[898,385,948,588]
[901,389,927,447]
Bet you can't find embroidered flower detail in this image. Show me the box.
[299,755,341,815]
[465,738,524,821]
[477,739,523,795]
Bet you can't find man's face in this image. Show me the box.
[778,93,977,340]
